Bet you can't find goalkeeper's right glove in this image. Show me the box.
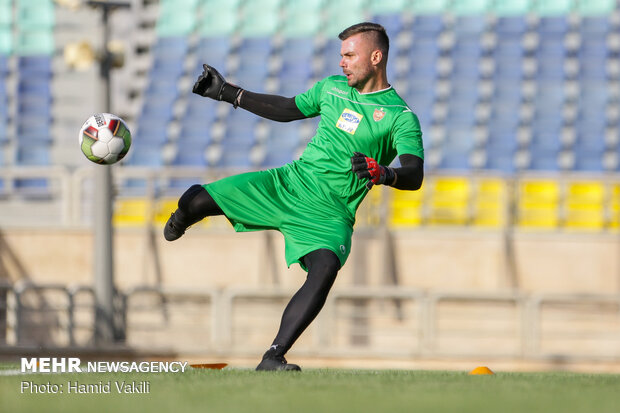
[351,152,396,189]
[192,64,243,107]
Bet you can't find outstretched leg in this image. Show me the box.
[164,184,224,241]
[256,248,341,371]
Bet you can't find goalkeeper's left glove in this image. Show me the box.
[192,64,243,107]
[351,152,396,189]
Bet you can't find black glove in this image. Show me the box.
[192,64,242,106]
[351,152,396,189]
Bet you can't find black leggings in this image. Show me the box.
[271,248,340,355]
[174,185,341,356]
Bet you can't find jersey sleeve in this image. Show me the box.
[294,77,328,118]
[392,110,424,160]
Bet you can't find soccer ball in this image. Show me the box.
[79,113,132,164]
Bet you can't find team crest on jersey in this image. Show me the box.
[336,108,363,135]
[373,107,386,122]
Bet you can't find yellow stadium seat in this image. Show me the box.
[113,198,149,226]
[389,185,425,228]
[153,198,178,225]
[517,179,560,229]
[564,181,605,231]
[608,183,620,230]
[473,178,507,228]
[427,177,470,226]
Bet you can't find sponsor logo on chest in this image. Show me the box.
[336,108,363,135]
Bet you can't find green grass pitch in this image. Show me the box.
[1,364,619,413]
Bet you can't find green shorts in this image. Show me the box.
[204,164,353,271]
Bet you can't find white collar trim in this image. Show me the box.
[355,85,393,95]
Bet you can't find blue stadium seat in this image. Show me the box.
[412,15,444,35]
[530,116,563,135]
[261,149,296,168]
[14,139,52,193]
[224,110,259,143]
[144,78,179,100]
[125,142,165,167]
[0,55,8,74]
[372,14,405,37]
[17,56,52,75]
[320,39,342,78]
[579,16,610,35]
[0,72,7,143]
[529,133,562,171]
[493,39,525,60]
[493,61,524,82]
[533,85,565,108]
[573,152,605,171]
[279,60,313,79]
[171,140,209,167]
[265,122,302,146]
[151,36,188,60]
[537,16,569,37]
[16,116,52,141]
[277,78,309,97]
[488,113,520,134]
[280,38,315,61]
[261,122,302,167]
[15,140,50,166]
[578,60,607,81]
[484,135,518,173]
[218,143,254,168]
[448,84,478,105]
[494,16,528,35]
[452,15,487,37]
[491,83,522,102]
[17,98,52,118]
[17,78,52,97]
[140,98,175,123]
[439,151,471,170]
[0,117,6,144]
[150,37,188,80]
[239,37,273,56]
[409,62,439,81]
[405,86,436,111]
[151,56,185,77]
[452,38,483,59]
[195,36,231,73]
[442,127,476,170]
[182,98,218,131]
[178,122,212,144]
[409,36,441,59]
[133,121,169,144]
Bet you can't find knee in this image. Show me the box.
[306,249,340,286]
[178,184,205,211]
[320,258,340,280]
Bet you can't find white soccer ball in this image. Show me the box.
[79,113,132,165]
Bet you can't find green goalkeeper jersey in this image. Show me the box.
[291,75,424,220]
[205,75,423,269]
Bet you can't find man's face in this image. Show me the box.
[339,33,376,89]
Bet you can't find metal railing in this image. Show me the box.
[2,166,620,231]
[2,281,620,361]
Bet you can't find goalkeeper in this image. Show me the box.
[164,22,424,371]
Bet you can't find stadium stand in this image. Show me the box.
[0,0,619,231]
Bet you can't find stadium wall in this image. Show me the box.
[0,227,618,295]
